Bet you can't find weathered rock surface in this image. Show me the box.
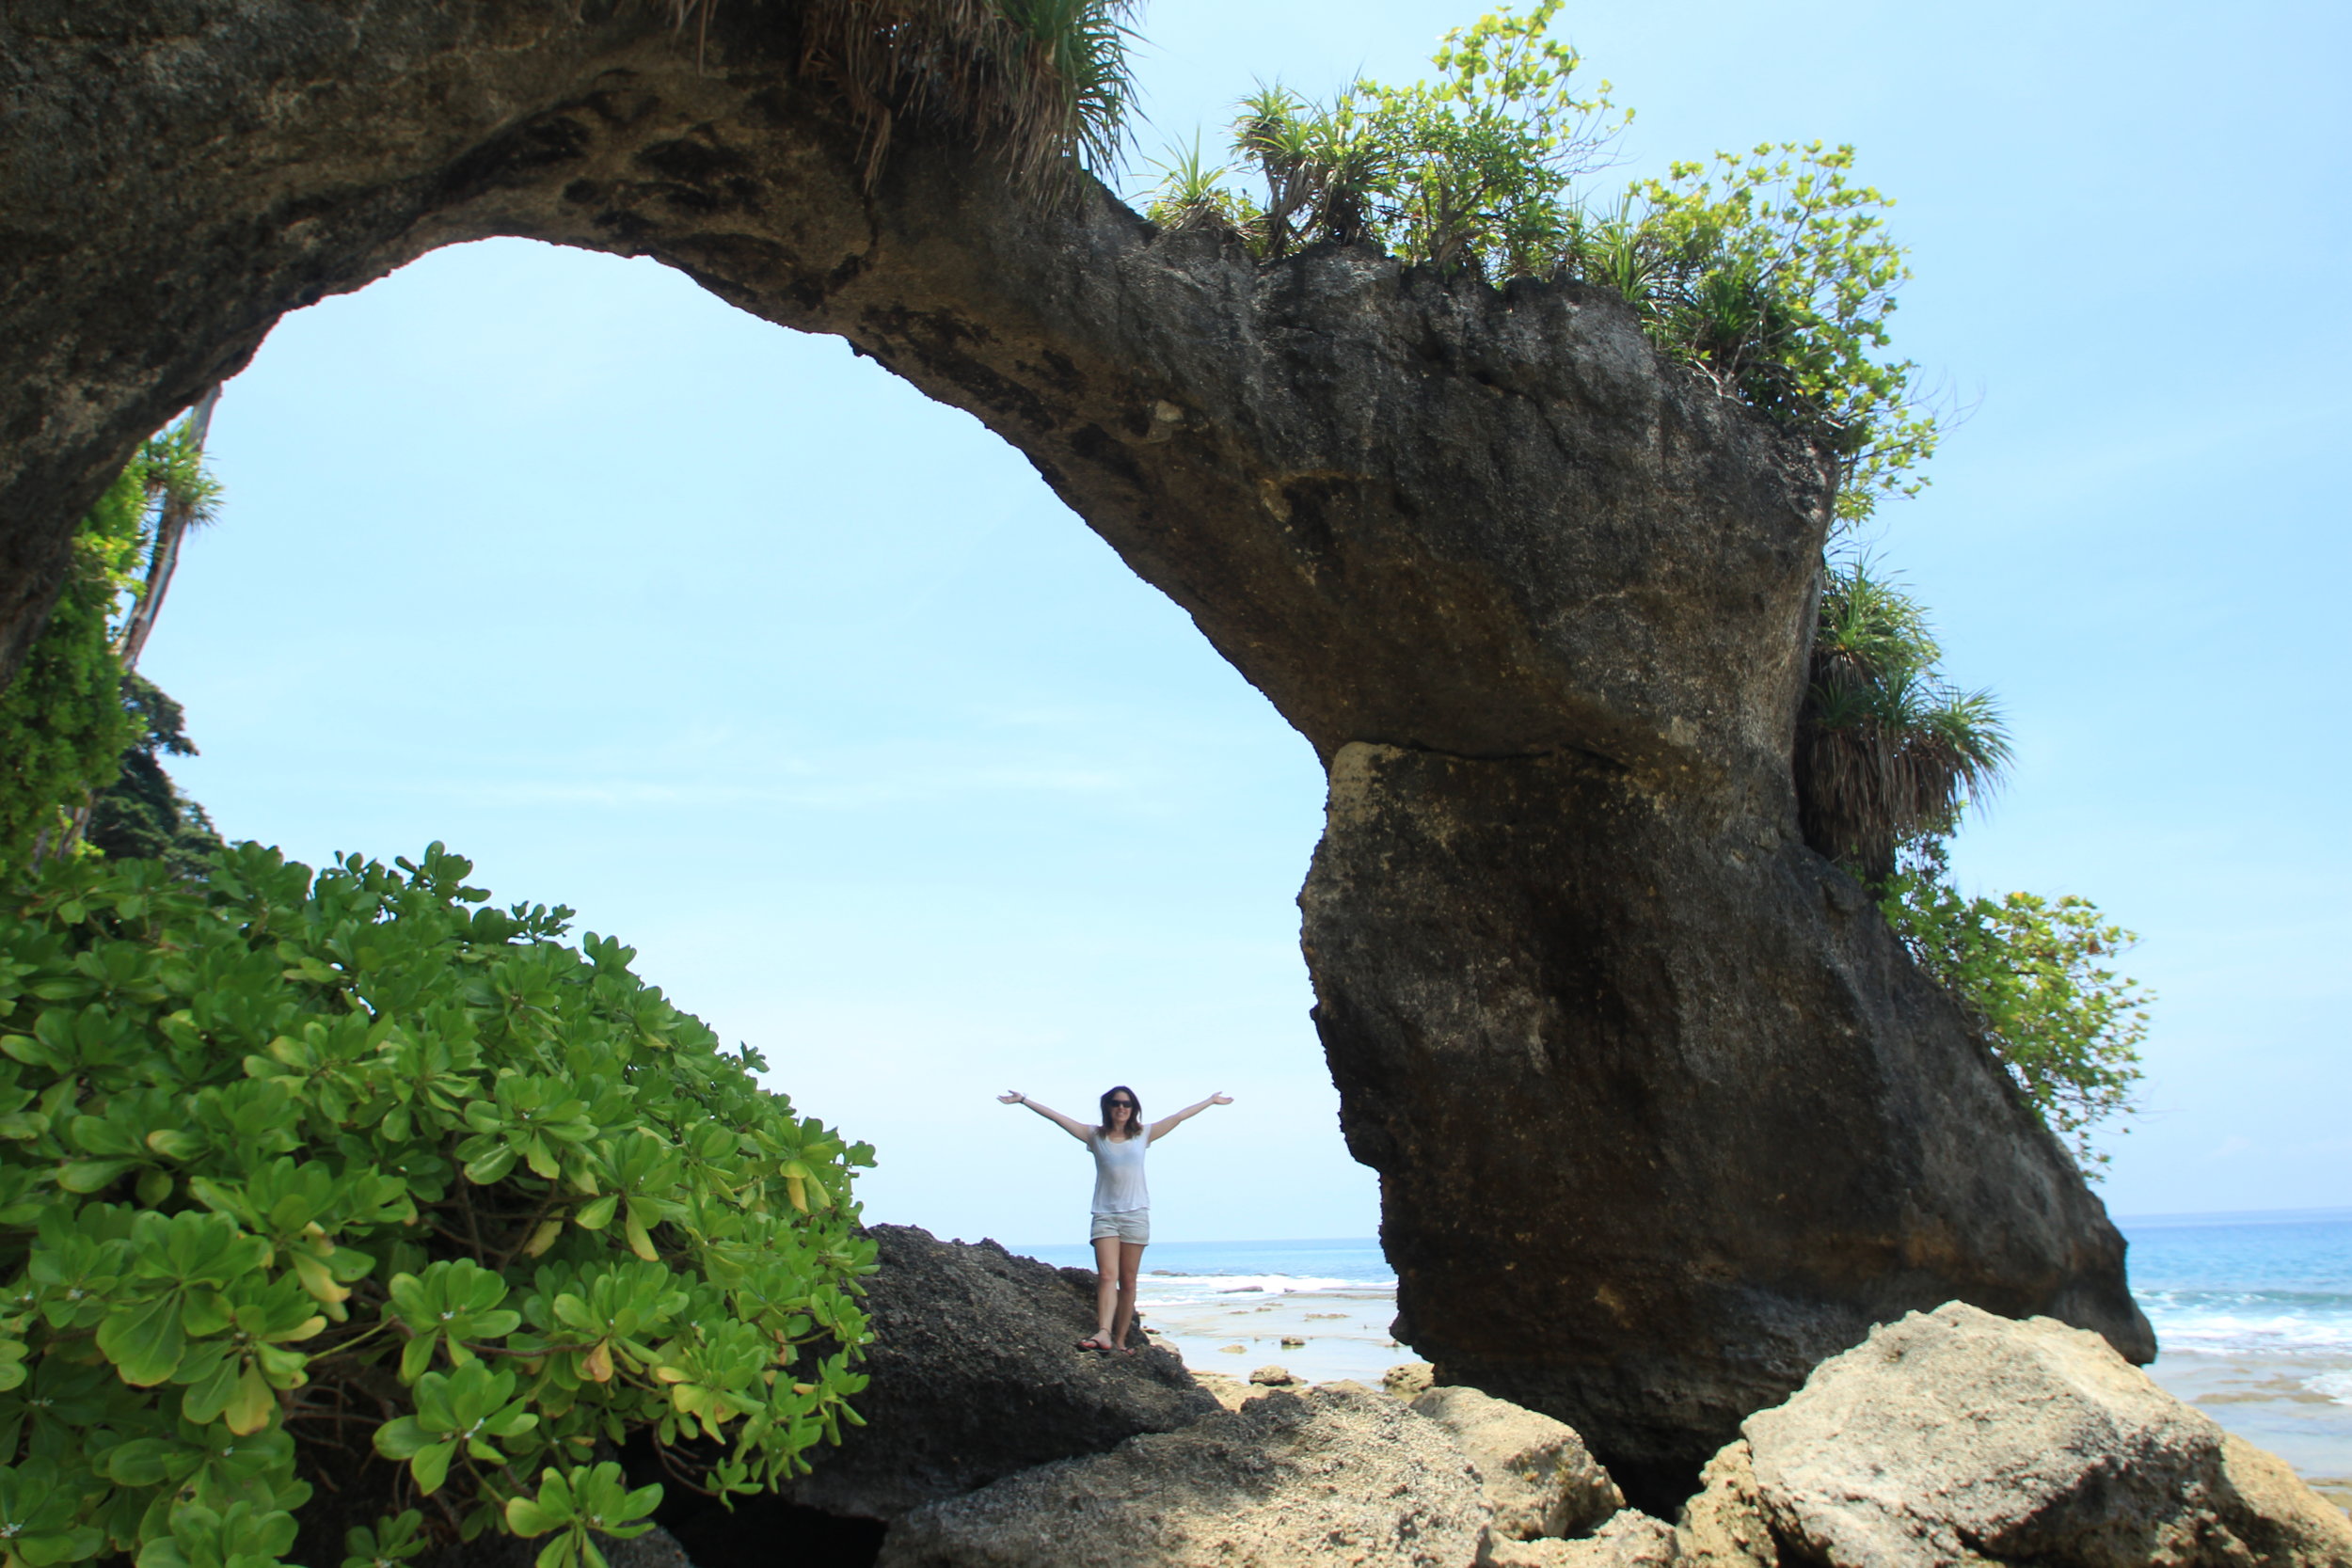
[1387,1361,1440,1398]
[783,1226,1215,1517]
[875,1385,1490,1568]
[1413,1385,1624,1541]
[1677,1302,2352,1567]
[1487,1513,1676,1568]
[3,0,2149,1495]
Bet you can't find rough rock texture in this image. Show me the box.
[875,1386,1490,1568]
[3,0,2149,1494]
[784,1226,1215,1517]
[1387,1362,1439,1398]
[1412,1385,1624,1540]
[1487,1513,1676,1568]
[1678,1302,2352,1567]
[1674,1442,1778,1568]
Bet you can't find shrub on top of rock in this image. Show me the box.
[0,845,875,1568]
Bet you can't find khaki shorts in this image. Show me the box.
[1089,1210,1150,1243]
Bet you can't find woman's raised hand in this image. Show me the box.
[997,1090,1025,1104]
[1210,1092,1233,1104]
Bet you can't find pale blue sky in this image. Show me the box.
[145,0,2346,1246]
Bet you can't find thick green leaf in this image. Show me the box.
[57,1158,137,1194]
[96,1294,185,1386]
[407,1439,454,1497]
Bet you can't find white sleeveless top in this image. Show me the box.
[1088,1128,1150,1214]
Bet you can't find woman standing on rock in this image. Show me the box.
[998,1085,1233,1353]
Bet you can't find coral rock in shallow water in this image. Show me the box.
[1678,1301,2352,1567]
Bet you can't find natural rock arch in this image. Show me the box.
[1,0,2150,1502]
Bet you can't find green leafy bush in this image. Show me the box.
[86,676,225,882]
[1881,842,2152,1169]
[1786,562,2147,1165]
[1147,0,1932,526]
[0,467,147,874]
[0,844,874,1568]
[0,418,223,881]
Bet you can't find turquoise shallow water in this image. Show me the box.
[2122,1208,2352,1502]
[1024,1211,2352,1504]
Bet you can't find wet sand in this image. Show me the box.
[2149,1352,2352,1512]
[1139,1282,1403,1384]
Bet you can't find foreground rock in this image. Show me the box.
[783,1226,1216,1518]
[1412,1385,1623,1542]
[1677,1302,2352,1567]
[1487,1513,1676,1568]
[8,1,2149,1492]
[877,1386,1489,1567]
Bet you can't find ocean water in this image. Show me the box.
[2122,1208,2352,1506]
[1023,1210,2352,1507]
[1021,1238,1402,1385]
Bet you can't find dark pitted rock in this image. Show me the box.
[786,1225,1216,1518]
[4,1,2148,1500]
[876,1386,1489,1568]
[1677,1302,2352,1567]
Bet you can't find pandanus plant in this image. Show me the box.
[670,0,1136,190]
[1795,560,2012,888]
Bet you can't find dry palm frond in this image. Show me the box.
[778,0,1136,192]
[1795,560,2010,885]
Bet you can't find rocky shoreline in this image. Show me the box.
[597,1228,2352,1568]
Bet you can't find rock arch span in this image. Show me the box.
[0,0,2150,1501]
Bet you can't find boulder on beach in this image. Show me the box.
[768,1226,1216,1518]
[875,1385,1490,1568]
[1250,1364,1298,1386]
[1676,1301,2352,1567]
[1411,1384,1625,1541]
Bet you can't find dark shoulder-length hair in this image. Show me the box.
[1098,1085,1143,1141]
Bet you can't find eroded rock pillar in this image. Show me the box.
[1304,742,2151,1502]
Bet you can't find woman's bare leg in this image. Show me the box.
[1112,1242,1146,1349]
[1085,1235,1121,1349]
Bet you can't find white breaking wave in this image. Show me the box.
[1135,1272,1395,1307]
[2305,1370,2352,1405]
[2137,1291,2352,1356]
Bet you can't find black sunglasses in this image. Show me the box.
[1106,1099,1136,1109]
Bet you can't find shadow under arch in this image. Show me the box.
[0,0,2149,1504]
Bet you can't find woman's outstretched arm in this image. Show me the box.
[1148,1092,1233,1143]
[999,1090,1095,1144]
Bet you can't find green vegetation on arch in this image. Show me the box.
[1880,840,2151,1170]
[0,420,219,881]
[1790,560,2152,1168]
[734,0,1136,189]
[0,467,144,872]
[1148,0,1935,524]
[0,844,874,1568]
